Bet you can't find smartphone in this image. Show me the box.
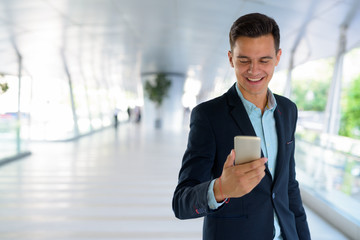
[234,136,261,165]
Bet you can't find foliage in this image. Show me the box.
[291,78,330,111]
[0,83,9,94]
[144,73,171,108]
[339,75,360,139]
[290,58,333,111]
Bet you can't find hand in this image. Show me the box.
[214,149,267,202]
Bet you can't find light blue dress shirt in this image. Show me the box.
[207,85,282,239]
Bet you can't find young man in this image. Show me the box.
[172,13,311,240]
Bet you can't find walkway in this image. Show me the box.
[0,124,349,239]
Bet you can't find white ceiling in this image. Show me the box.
[0,0,359,97]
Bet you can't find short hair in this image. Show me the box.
[229,13,280,52]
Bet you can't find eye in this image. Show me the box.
[239,60,250,64]
[260,58,272,64]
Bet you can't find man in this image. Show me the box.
[172,13,311,240]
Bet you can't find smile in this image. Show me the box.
[247,77,263,82]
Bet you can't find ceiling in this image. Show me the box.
[0,0,359,98]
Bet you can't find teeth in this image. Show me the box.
[248,77,262,82]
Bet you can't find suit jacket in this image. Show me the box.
[172,84,311,240]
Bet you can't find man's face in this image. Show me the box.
[228,34,281,102]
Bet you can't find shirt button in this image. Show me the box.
[272,193,276,199]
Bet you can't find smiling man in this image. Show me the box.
[172,13,311,240]
[229,34,281,112]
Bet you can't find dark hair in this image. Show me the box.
[229,13,280,52]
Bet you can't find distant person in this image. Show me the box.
[127,107,132,122]
[113,108,119,128]
[172,13,311,239]
[134,106,141,123]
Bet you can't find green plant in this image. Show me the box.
[291,58,333,111]
[144,73,171,108]
[340,75,360,139]
[0,83,8,94]
[292,78,330,111]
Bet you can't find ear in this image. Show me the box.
[228,51,234,68]
[275,48,282,66]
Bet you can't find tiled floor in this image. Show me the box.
[0,124,349,239]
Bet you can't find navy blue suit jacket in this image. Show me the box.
[172,84,311,240]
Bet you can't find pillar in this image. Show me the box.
[323,26,347,135]
[142,72,185,131]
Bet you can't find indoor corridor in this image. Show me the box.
[0,123,350,240]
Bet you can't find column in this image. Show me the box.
[323,26,347,135]
[142,73,185,131]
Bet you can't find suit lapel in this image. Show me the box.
[230,105,257,137]
[227,84,257,137]
[273,102,285,185]
[226,84,271,178]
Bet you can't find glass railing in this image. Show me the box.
[0,113,30,164]
[295,129,360,225]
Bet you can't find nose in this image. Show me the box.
[248,62,258,74]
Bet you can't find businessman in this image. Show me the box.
[172,13,311,239]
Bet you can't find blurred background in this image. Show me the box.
[0,0,359,239]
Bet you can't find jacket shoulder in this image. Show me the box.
[193,93,228,115]
[274,94,297,111]
[193,84,238,113]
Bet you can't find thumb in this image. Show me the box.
[224,149,235,168]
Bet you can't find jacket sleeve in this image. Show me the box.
[287,106,311,239]
[172,104,219,219]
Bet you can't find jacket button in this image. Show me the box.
[272,193,276,199]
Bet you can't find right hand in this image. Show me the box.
[214,149,267,202]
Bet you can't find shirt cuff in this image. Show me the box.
[207,179,226,210]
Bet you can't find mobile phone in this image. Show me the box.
[234,136,261,165]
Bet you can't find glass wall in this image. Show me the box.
[29,75,75,140]
[27,72,120,141]
[0,74,31,160]
[290,47,360,225]
[0,64,139,164]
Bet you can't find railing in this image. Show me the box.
[295,129,360,239]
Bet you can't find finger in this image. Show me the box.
[233,169,266,197]
[246,165,266,180]
[241,158,268,173]
[224,149,235,168]
[243,173,266,194]
[243,168,266,189]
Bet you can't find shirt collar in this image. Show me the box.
[235,83,277,115]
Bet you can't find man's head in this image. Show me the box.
[229,13,280,53]
[227,13,282,107]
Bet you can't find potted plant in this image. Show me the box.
[144,73,172,128]
[0,83,8,95]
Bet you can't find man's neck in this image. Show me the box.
[240,90,268,114]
